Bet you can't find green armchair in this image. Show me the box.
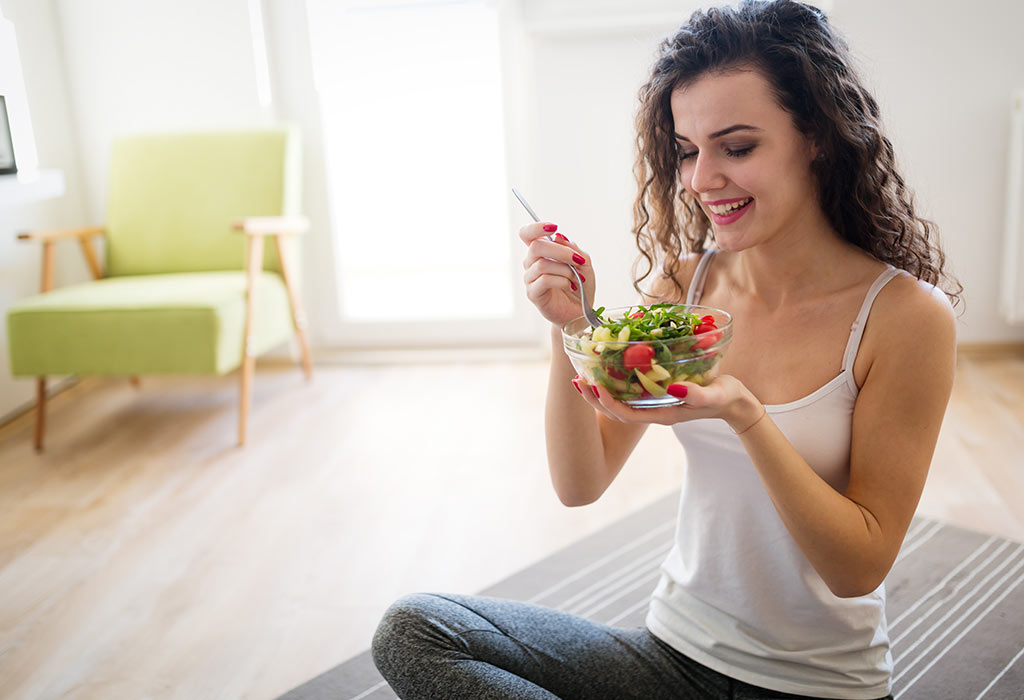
[6,128,313,451]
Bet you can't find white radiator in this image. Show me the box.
[1001,90,1024,324]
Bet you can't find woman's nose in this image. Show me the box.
[688,152,727,194]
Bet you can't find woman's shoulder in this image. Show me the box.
[869,267,958,359]
[640,251,708,305]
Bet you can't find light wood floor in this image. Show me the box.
[0,352,1021,700]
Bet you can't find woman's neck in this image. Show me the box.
[724,222,867,309]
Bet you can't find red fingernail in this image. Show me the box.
[554,232,569,243]
[591,385,600,398]
[572,253,586,265]
[571,378,582,394]
[543,224,558,232]
[667,384,688,398]
[570,282,578,291]
[578,273,586,283]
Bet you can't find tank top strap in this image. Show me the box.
[840,266,905,372]
[686,249,719,305]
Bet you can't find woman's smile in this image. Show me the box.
[704,197,754,224]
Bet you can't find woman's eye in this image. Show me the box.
[676,145,754,161]
[725,145,755,158]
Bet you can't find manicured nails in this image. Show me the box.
[572,253,586,265]
[578,272,586,283]
[571,376,582,394]
[543,224,558,232]
[591,385,600,399]
[570,282,578,291]
[554,232,569,243]
[667,384,688,398]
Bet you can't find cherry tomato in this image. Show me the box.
[700,315,715,324]
[630,311,645,319]
[623,343,656,373]
[693,329,722,350]
[694,323,716,334]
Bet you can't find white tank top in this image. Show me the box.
[646,250,904,699]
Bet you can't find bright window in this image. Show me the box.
[309,0,515,324]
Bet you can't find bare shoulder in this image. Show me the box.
[866,271,958,372]
[640,252,706,305]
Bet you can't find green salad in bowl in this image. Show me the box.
[562,303,733,408]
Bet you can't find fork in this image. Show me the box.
[512,188,602,328]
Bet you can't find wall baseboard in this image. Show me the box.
[0,376,80,430]
[956,342,1024,359]
[311,345,548,366]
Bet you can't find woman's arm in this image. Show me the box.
[544,324,648,506]
[733,277,957,597]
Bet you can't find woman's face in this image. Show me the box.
[670,68,820,250]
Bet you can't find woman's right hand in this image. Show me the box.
[519,223,596,327]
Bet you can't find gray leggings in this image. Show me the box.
[371,593,893,700]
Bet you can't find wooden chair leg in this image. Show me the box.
[239,234,264,446]
[294,319,313,381]
[34,377,46,453]
[239,355,254,446]
[273,235,313,381]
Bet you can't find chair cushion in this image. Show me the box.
[6,272,293,376]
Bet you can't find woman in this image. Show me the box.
[372,1,961,698]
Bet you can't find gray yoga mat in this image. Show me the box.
[277,492,1024,700]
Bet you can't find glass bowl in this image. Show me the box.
[562,304,733,408]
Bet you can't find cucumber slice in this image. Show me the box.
[580,340,599,356]
[636,369,668,397]
[647,363,671,381]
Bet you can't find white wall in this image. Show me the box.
[55,0,273,219]
[0,0,90,419]
[832,0,1024,341]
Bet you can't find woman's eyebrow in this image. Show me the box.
[674,124,763,142]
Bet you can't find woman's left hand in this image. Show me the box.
[572,373,764,432]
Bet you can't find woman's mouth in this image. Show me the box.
[705,197,753,225]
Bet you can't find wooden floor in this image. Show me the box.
[0,353,1021,700]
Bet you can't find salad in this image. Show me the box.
[565,303,728,403]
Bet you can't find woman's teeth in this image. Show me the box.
[708,198,752,215]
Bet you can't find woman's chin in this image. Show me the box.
[711,231,749,252]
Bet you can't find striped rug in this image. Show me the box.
[278,493,1024,700]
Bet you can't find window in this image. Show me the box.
[309,0,528,343]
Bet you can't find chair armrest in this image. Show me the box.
[17,226,106,243]
[232,216,310,236]
[17,226,106,289]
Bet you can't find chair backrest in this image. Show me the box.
[105,128,301,276]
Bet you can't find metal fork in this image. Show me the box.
[512,188,602,328]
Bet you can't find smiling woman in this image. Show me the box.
[371,1,963,699]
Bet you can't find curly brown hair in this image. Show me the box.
[632,0,962,309]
